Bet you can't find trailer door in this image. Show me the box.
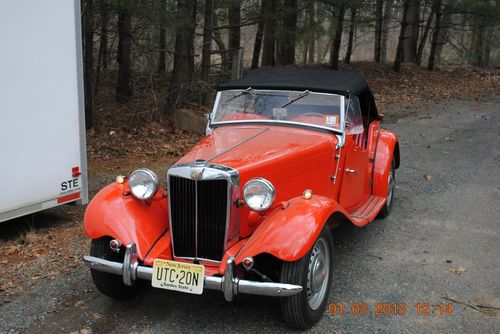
[0,0,88,222]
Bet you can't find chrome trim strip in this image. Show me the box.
[83,254,302,299]
[167,162,240,263]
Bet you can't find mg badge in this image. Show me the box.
[191,167,205,180]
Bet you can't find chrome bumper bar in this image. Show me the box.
[83,243,302,301]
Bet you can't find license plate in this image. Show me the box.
[152,259,205,295]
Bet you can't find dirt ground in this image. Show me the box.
[1,93,499,333]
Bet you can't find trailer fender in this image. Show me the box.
[83,182,169,260]
[235,195,350,263]
[373,130,400,198]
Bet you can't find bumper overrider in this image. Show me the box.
[83,243,302,302]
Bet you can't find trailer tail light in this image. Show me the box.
[72,166,81,177]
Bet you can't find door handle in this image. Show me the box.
[345,168,357,174]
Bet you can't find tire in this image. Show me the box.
[90,237,145,299]
[280,226,334,329]
[378,158,396,218]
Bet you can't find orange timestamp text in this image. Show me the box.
[328,303,453,316]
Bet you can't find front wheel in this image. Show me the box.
[280,226,333,329]
[89,237,145,299]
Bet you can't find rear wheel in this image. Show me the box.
[378,158,395,218]
[280,226,333,329]
[90,237,145,299]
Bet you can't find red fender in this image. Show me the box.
[235,195,350,263]
[83,181,169,260]
[373,129,400,198]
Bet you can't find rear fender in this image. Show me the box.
[235,195,351,263]
[373,130,399,198]
[83,182,169,260]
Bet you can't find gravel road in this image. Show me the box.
[1,96,499,334]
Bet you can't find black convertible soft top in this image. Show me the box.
[218,68,381,120]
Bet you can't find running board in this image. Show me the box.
[349,195,386,226]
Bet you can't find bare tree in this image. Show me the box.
[416,2,435,65]
[251,1,265,69]
[427,0,442,70]
[403,0,420,63]
[345,7,357,64]
[167,0,196,114]
[158,0,167,73]
[277,0,298,65]
[393,0,411,72]
[201,0,214,80]
[116,2,132,102]
[374,0,384,63]
[228,0,241,70]
[261,0,276,66]
[381,0,392,63]
[83,0,94,128]
[330,3,346,70]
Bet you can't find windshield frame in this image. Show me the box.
[207,89,346,136]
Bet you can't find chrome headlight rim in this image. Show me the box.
[129,168,159,200]
[243,177,276,212]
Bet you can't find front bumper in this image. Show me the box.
[83,243,302,302]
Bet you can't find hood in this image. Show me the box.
[177,125,337,175]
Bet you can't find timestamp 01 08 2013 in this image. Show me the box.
[328,303,453,317]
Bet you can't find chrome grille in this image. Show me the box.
[168,165,234,262]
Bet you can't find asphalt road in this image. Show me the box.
[1,96,499,333]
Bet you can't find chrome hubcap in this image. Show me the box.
[307,238,330,310]
[387,169,395,207]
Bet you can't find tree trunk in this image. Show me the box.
[276,0,298,65]
[345,7,356,64]
[381,0,392,63]
[228,0,241,70]
[212,19,229,70]
[201,0,214,80]
[330,4,346,70]
[116,4,132,102]
[434,9,450,64]
[393,0,411,72]
[374,0,383,63]
[158,0,167,73]
[95,0,109,96]
[416,3,435,65]
[427,0,442,71]
[307,1,316,64]
[261,0,276,66]
[167,0,196,115]
[251,1,265,69]
[403,0,420,63]
[83,0,94,129]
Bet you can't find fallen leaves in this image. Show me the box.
[424,173,433,181]
[449,267,467,275]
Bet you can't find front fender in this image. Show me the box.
[235,195,350,263]
[373,129,399,198]
[83,182,169,260]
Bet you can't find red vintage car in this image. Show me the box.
[83,68,400,329]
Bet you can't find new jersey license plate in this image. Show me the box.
[152,259,205,295]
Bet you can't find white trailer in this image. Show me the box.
[0,0,88,222]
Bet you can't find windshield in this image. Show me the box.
[211,89,344,132]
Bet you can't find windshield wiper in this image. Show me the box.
[280,90,310,108]
[226,87,253,102]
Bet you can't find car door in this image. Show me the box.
[339,96,370,211]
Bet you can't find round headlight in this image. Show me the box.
[129,168,159,200]
[243,178,275,212]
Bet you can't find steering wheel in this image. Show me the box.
[299,112,324,118]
